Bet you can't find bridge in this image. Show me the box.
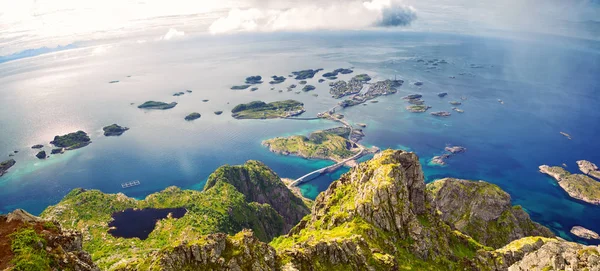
[286,104,378,187]
[288,148,366,187]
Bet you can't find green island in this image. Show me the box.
[36,150,47,159]
[262,127,359,162]
[407,105,432,113]
[2,150,599,270]
[539,165,600,205]
[103,124,129,136]
[231,100,305,119]
[137,101,177,110]
[50,130,91,150]
[184,112,201,121]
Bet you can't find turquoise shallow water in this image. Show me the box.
[0,31,599,245]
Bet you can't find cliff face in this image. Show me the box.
[205,160,310,233]
[0,209,99,271]
[271,150,482,270]
[427,178,554,248]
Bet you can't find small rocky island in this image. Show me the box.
[31,144,44,149]
[0,159,16,177]
[231,100,305,119]
[406,105,431,113]
[577,160,600,179]
[185,112,201,121]
[539,164,600,205]
[103,124,129,136]
[137,101,177,110]
[322,68,353,78]
[36,150,47,159]
[214,111,223,115]
[291,69,323,80]
[302,85,315,92]
[245,75,263,84]
[430,145,466,166]
[50,131,91,150]
[431,111,451,117]
[269,76,286,84]
[262,127,361,162]
[231,85,251,90]
[570,226,600,240]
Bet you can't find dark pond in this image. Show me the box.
[107,208,187,240]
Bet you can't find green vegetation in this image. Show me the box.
[103,124,129,136]
[269,76,286,84]
[41,175,286,269]
[9,227,52,271]
[184,112,201,121]
[50,130,91,149]
[137,101,177,109]
[426,178,554,248]
[262,127,358,162]
[245,75,263,84]
[36,150,46,159]
[231,100,304,119]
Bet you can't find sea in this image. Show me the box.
[0,31,599,245]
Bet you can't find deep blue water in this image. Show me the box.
[108,208,187,240]
[0,31,599,245]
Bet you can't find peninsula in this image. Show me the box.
[231,100,305,119]
[137,101,177,110]
[539,164,600,205]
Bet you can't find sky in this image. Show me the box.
[0,0,599,57]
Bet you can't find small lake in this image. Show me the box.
[108,208,187,240]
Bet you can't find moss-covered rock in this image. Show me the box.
[271,150,486,270]
[427,178,554,248]
[204,160,310,233]
[539,165,600,205]
[0,209,99,271]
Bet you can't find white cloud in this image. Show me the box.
[161,28,185,40]
[208,0,417,34]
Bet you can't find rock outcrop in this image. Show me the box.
[571,226,600,240]
[427,178,554,248]
[205,160,310,233]
[539,165,600,205]
[148,230,278,271]
[272,150,483,270]
[577,160,600,179]
[0,209,99,271]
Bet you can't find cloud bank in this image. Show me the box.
[208,0,417,34]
